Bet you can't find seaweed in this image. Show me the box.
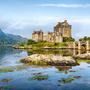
[58,78,74,84]
[28,75,49,81]
[2,79,14,82]
[69,75,82,79]
[0,86,15,90]
[0,65,29,73]
[31,72,41,75]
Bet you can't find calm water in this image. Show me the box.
[0,46,90,90]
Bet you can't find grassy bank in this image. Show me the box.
[19,42,67,49]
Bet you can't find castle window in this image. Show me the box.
[61,34,62,36]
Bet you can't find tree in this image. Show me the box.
[63,37,75,42]
[83,36,88,41]
[79,38,83,41]
[88,37,90,41]
[27,39,37,45]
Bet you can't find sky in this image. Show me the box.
[0,0,90,41]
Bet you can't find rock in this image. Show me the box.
[12,46,19,49]
[20,54,79,66]
[2,79,14,82]
[69,70,77,72]
[43,46,50,49]
[73,53,90,59]
[74,76,82,79]
[12,46,33,49]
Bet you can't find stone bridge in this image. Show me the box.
[66,41,90,50]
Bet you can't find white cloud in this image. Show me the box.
[38,4,90,8]
[4,15,7,17]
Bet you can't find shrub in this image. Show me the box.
[63,37,75,42]
[27,39,37,45]
[19,44,24,47]
[54,43,59,46]
[79,36,90,41]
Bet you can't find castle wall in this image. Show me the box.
[32,30,43,42]
[63,27,71,37]
[43,33,48,41]
[32,34,39,42]
[47,32,63,43]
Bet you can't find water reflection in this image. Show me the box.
[23,63,72,74]
[1,46,90,90]
[26,49,87,56]
[0,46,22,60]
[55,66,72,74]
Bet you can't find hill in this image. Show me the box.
[0,29,27,45]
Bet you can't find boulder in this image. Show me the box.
[73,53,90,59]
[20,54,79,66]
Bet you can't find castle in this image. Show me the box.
[32,20,71,43]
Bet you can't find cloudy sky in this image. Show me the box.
[0,0,90,41]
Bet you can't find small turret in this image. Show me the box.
[57,22,60,24]
[65,20,67,23]
[40,29,42,32]
[65,20,67,26]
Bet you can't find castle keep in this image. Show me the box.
[32,20,71,43]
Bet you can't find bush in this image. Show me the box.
[54,43,59,46]
[37,41,46,43]
[27,39,37,45]
[19,44,24,47]
[63,37,75,42]
[79,38,83,41]
[79,36,90,41]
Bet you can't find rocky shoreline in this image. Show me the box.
[12,46,33,49]
[20,54,79,66]
[12,46,76,50]
[73,53,90,59]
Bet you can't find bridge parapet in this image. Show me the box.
[65,41,90,50]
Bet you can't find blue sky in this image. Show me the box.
[0,0,90,41]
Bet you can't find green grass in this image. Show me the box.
[77,60,90,64]
[19,42,67,49]
[28,61,47,65]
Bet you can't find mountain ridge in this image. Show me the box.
[0,29,28,45]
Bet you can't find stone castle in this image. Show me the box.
[32,20,71,43]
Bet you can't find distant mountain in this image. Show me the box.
[6,33,27,42]
[0,29,28,45]
[0,29,6,37]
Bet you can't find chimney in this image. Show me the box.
[57,22,60,24]
[65,20,67,23]
[40,29,42,32]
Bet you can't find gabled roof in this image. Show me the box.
[54,22,61,28]
[33,31,41,34]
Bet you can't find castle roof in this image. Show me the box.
[33,31,41,34]
[54,23,61,28]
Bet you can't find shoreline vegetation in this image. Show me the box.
[12,41,67,50]
[12,37,75,49]
[12,38,74,50]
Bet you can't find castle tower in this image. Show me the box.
[54,20,71,37]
